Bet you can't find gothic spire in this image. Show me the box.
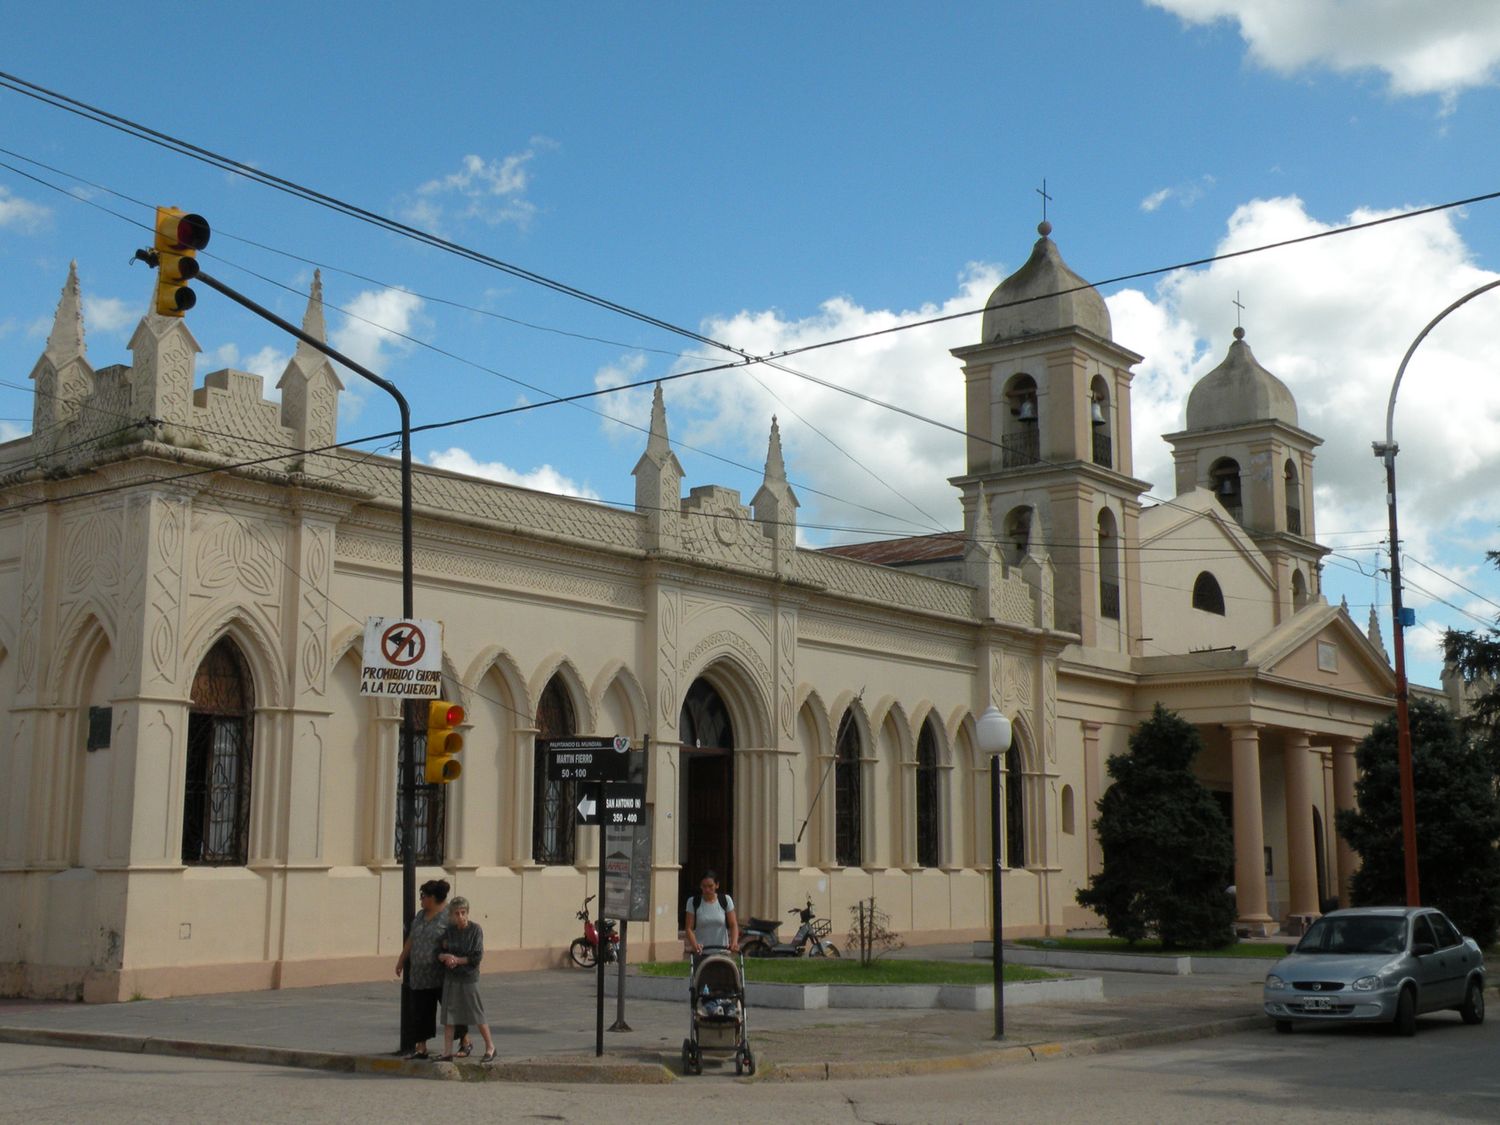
[44,260,87,364]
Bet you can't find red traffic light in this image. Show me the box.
[158,209,211,252]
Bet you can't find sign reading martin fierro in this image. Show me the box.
[360,617,444,698]
[541,736,631,782]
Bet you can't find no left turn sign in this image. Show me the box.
[361,617,443,698]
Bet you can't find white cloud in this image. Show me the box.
[1112,194,1500,667]
[329,286,426,379]
[0,421,27,443]
[1150,0,1500,101]
[81,296,135,334]
[207,342,291,400]
[425,446,600,500]
[0,186,50,231]
[640,265,1002,542]
[1140,175,1215,212]
[399,139,555,230]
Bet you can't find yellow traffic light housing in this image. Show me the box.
[425,700,465,784]
[153,207,211,317]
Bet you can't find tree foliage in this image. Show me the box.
[1337,696,1500,947]
[1443,547,1500,772]
[1076,703,1235,949]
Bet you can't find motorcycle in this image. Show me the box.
[568,894,620,967]
[740,896,839,958]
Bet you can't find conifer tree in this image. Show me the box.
[1076,703,1235,949]
[1336,696,1500,946]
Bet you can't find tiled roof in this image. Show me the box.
[820,533,966,566]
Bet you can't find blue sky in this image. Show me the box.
[4,2,1500,689]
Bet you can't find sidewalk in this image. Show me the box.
[0,949,1268,1083]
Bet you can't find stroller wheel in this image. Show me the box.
[681,1039,692,1073]
[735,1050,743,1076]
[743,1048,756,1076]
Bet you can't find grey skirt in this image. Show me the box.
[441,974,486,1026]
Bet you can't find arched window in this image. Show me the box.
[182,638,253,866]
[835,711,862,867]
[1210,458,1242,523]
[1097,508,1120,620]
[1090,374,1112,469]
[1060,785,1076,835]
[1004,506,1033,565]
[1003,375,1040,468]
[532,676,577,865]
[1192,571,1226,615]
[1005,746,1025,868]
[1284,459,1302,535]
[916,719,941,868]
[1292,569,1309,611]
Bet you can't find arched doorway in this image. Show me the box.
[679,678,735,911]
[182,637,254,866]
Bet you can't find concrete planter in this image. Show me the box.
[607,971,1103,1010]
[979,942,1275,980]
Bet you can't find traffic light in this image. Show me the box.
[153,207,211,317]
[425,700,465,784]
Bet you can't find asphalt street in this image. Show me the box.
[3,1012,1496,1124]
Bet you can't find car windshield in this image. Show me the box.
[1296,915,1406,955]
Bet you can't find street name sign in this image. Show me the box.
[360,617,443,698]
[542,736,632,783]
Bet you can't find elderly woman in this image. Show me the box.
[437,896,496,1063]
[394,879,470,1059]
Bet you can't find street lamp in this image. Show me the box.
[975,703,1013,1039]
[1374,277,1500,908]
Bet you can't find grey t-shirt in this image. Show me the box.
[686,893,734,949]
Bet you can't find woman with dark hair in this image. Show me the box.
[394,878,470,1059]
[684,869,738,958]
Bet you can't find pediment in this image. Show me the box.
[1251,604,1396,698]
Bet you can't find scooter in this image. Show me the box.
[569,894,620,967]
[740,897,839,958]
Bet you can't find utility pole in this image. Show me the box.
[136,219,419,1049]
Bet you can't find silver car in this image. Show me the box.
[1263,907,1485,1036]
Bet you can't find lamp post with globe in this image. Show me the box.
[976,703,1014,1039]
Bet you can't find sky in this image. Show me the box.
[3,1,1500,690]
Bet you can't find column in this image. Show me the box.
[1081,721,1103,881]
[1331,738,1359,906]
[1282,731,1320,917]
[737,745,781,919]
[1228,723,1272,932]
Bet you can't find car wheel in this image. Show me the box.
[1393,987,1417,1037]
[1274,1019,1293,1034]
[1460,979,1486,1026]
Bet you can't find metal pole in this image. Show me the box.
[1377,277,1500,907]
[991,754,1004,1039]
[596,780,608,1058]
[193,270,418,1047]
[609,920,631,1032]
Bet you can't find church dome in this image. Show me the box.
[1185,328,1298,430]
[981,222,1112,343]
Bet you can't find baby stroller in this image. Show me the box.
[681,946,754,1075]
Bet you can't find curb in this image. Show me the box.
[0,1013,1267,1085]
[756,1014,1268,1082]
[0,1026,673,1084]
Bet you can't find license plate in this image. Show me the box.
[1302,997,1332,1011]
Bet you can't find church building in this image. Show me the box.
[0,223,1396,1001]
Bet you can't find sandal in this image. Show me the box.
[402,1049,430,1061]
[480,1050,496,1064]
[456,1041,473,1058]
[436,1053,455,1062]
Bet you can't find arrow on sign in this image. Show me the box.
[577,794,597,822]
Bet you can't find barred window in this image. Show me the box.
[1005,746,1025,868]
[396,715,447,866]
[532,677,578,865]
[916,720,941,868]
[1192,571,1226,615]
[835,712,862,867]
[182,639,253,866]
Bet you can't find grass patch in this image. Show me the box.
[638,958,1056,984]
[1016,937,1287,959]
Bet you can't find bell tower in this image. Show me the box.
[1165,326,1327,621]
[950,222,1148,650]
